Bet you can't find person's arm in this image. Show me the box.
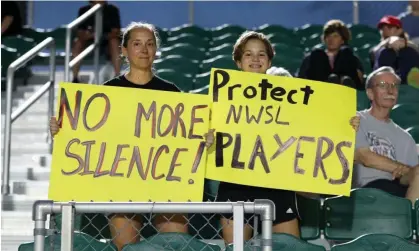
[108,6,121,39]
[399,138,419,185]
[354,116,411,175]
[1,16,13,34]
[354,147,411,173]
[296,54,310,79]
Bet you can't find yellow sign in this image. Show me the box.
[205,69,356,196]
[49,83,210,202]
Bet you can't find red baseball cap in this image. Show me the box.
[378,15,402,29]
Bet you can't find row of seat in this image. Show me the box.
[49,189,419,241]
[18,189,419,250]
[19,232,419,251]
[1,23,379,76]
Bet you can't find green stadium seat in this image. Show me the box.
[225,233,326,251]
[204,179,219,198]
[348,24,378,37]
[273,43,304,57]
[351,33,381,49]
[18,232,117,251]
[331,233,419,251]
[355,43,373,59]
[79,213,112,240]
[295,24,323,39]
[211,33,240,47]
[155,26,168,44]
[271,56,301,75]
[391,103,419,129]
[211,24,246,38]
[267,33,301,47]
[47,26,67,50]
[1,46,19,91]
[169,24,211,40]
[324,188,413,241]
[356,90,370,111]
[160,43,206,61]
[398,85,419,104]
[21,26,48,43]
[297,195,321,240]
[208,43,234,58]
[201,55,238,74]
[302,33,322,49]
[256,24,295,37]
[188,191,222,240]
[2,35,36,55]
[406,126,419,143]
[194,72,211,89]
[415,200,419,240]
[154,55,200,76]
[165,33,209,49]
[156,69,194,92]
[190,84,210,95]
[121,233,221,251]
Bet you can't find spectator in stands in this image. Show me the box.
[214,31,361,244]
[50,21,214,251]
[370,15,419,85]
[399,1,419,46]
[354,66,419,204]
[1,1,22,37]
[267,66,293,77]
[298,20,364,90]
[71,1,121,83]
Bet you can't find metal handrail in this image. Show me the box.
[64,3,103,83]
[2,37,56,196]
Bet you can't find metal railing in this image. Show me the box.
[1,37,56,196]
[64,3,103,83]
[33,200,275,251]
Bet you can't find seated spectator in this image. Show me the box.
[267,66,293,77]
[72,0,121,83]
[354,66,419,204]
[1,1,22,37]
[370,15,419,85]
[298,19,364,90]
[399,1,419,46]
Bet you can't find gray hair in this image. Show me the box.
[365,66,401,89]
[267,66,293,77]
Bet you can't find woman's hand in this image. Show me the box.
[204,129,215,148]
[350,115,360,131]
[49,116,60,137]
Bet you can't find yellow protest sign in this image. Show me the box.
[49,83,210,202]
[205,69,356,196]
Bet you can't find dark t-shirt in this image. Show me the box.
[103,75,181,93]
[78,3,121,34]
[1,1,22,36]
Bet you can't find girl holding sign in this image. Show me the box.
[50,22,214,251]
[213,31,360,243]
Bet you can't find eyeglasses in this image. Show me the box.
[375,81,400,90]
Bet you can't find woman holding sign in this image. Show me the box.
[49,22,212,251]
[212,31,360,243]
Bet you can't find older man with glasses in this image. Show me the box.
[353,66,419,204]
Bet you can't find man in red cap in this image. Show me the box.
[369,15,419,86]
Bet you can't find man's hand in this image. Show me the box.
[392,164,411,180]
[388,36,406,51]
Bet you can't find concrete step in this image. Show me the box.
[2,194,49,211]
[1,132,49,143]
[1,211,34,235]
[8,166,51,181]
[1,235,34,251]
[12,180,50,196]
[9,154,51,168]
